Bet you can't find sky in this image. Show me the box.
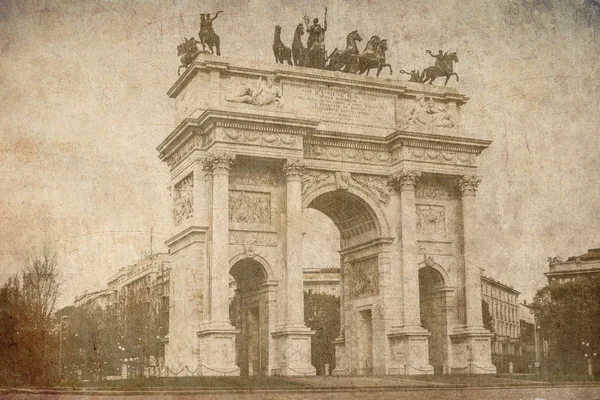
[1,0,600,306]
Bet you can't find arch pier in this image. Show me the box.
[157,54,496,375]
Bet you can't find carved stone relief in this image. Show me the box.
[404,147,475,166]
[301,170,334,195]
[351,174,392,206]
[399,94,457,128]
[415,180,456,199]
[349,257,379,298]
[173,173,193,225]
[230,164,283,186]
[166,135,202,167]
[417,241,453,256]
[229,190,271,224]
[229,231,278,247]
[304,144,390,165]
[416,204,445,235]
[220,128,300,148]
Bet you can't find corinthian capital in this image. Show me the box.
[389,169,421,191]
[283,159,306,180]
[203,152,235,174]
[458,175,482,196]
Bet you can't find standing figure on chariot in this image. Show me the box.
[304,8,328,69]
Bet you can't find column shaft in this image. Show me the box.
[460,175,484,328]
[284,160,305,327]
[205,154,234,325]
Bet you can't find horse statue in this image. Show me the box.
[399,69,425,83]
[421,51,459,86]
[356,39,392,77]
[292,23,308,66]
[177,37,200,76]
[326,30,362,72]
[198,11,222,56]
[273,25,292,65]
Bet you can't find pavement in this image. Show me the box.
[2,375,600,399]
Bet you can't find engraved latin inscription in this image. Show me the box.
[284,82,395,127]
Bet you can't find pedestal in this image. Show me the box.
[197,324,240,376]
[388,327,434,375]
[449,327,496,374]
[332,336,347,376]
[272,326,316,376]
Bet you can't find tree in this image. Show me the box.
[304,292,340,375]
[482,299,494,332]
[533,275,600,376]
[0,246,63,385]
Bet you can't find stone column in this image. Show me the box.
[272,159,315,376]
[196,152,239,376]
[449,175,495,374]
[458,175,484,328]
[283,159,305,328]
[392,169,422,328]
[387,169,433,375]
[204,153,235,325]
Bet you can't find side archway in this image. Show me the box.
[229,257,271,376]
[419,260,454,374]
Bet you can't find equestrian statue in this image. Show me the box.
[273,25,292,65]
[198,11,223,56]
[326,30,362,72]
[421,50,459,86]
[177,37,200,76]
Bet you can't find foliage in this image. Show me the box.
[481,299,494,332]
[304,292,340,375]
[0,247,62,386]
[532,275,600,375]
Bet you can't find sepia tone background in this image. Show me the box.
[1,0,599,307]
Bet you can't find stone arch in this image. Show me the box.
[229,253,275,283]
[418,259,454,374]
[418,259,454,290]
[302,181,391,243]
[229,257,272,376]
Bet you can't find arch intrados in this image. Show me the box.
[229,254,272,283]
[302,184,389,238]
[418,260,453,289]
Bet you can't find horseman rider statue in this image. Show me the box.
[427,49,446,70]
[199,11,223,50]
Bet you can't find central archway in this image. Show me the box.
[229,258,270,376]
[303,185,389,375]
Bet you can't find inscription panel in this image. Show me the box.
[284,82,396,127]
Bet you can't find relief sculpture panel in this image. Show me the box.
[416,205,445,236]
[229,190,271,224]
[350,257,379,298]
[173,173,193,225]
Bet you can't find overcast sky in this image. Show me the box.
[1,0,600,306]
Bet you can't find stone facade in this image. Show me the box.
[156,54,496,376]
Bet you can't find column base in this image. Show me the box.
[387,326,434,375]
[271,325,316,376]
[332,335,347,376]
[449,326,496,374]
[196,323,240,376]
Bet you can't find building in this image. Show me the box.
[480,275,521,373]
[545,248,600,284]
[303,268,340,296]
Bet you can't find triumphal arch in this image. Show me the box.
[157,54,496,376]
